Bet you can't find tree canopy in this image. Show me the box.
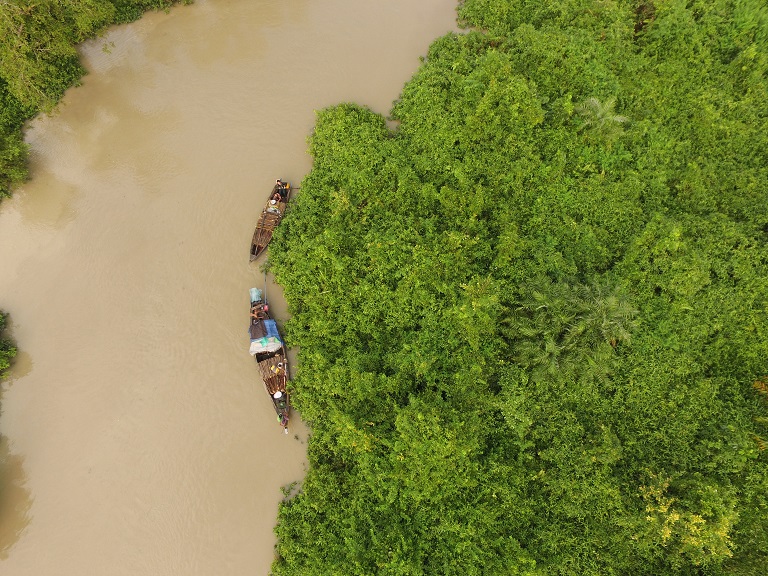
[269,1,768,574]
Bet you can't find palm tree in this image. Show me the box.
[503,279,637,382]
[564,281,638,350]
[575,96,629,145]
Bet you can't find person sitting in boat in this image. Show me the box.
[274,392,287,411]
[268,189,282,214]
[273,179,288,200]
[270,362,285,377]
[251,304,268,319]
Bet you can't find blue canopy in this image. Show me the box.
[249,319,283,355]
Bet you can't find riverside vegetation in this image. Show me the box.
[0,313,15,384]
[0,0,766,574]
[269,1,768,574]
[0,0,188,199]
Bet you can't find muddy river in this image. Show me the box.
[0,0,456,573]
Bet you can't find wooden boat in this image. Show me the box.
[249,180,291,262]
[248,287,290,433]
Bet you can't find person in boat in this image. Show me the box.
[251,304,268,319]
[268,188,282,213]
[270,362,285,377]
[273,179,288,201]
[274,391,287,411]
[271,362,288,387]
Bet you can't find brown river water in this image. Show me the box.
[0,1,457,573]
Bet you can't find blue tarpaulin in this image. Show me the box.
[249,319,283,355]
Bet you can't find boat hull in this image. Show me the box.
[249,289,290,431]
[249,182,291,262]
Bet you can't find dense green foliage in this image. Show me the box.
[0,313,14,380]
[0,0,186,198]
[269,1,768,574]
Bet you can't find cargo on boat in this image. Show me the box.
[248,287,290,432]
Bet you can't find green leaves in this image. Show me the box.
[0,0,116,111]
[272,1,768,574]
[574,96,628,146]
[0,0,186,201]
[0,125,27,198]
[638,472,738,567]
[0,312,15,378]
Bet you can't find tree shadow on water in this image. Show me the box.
[0,436,32,560]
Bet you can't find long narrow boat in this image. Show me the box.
[248,287,290,433]
[249,180,291,262]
